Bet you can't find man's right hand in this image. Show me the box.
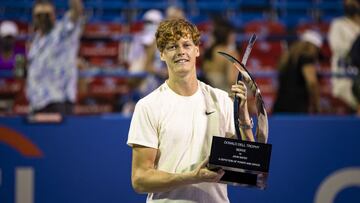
[191,158,225,183]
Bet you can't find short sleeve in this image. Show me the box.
[127,99,159,149]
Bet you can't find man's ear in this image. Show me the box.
[195,46,200,57]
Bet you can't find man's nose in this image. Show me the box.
[176,46,186,55]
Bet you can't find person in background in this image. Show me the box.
[0,21,26,76]
[328,0,360,113]
[349,35,360,115]
[26,0,84,114]
[127,18,254,203]
[128,9,165,81]
[202,19,239,92]
[122,9,164,114]
[165,5,185,20]
[0,21,26,114]
[273,30,323,114]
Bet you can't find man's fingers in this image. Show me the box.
[232,88,246,94]
[231,81,248,107]
[201,169,221,180]
[231,83,247,94]
[237,80,246,86]
[198,167,225,182]
[237,93,247,107]
[211,169,225,182]
[216,169,225,181]
[236,93,246,99]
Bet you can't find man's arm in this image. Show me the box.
[131,145,224,194]
[239,103,255,142]
[68,0,83,22]
[231,82,255,142]
[303,64,321,113]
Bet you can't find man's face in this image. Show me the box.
[33,3,56,34]
[160,37,199,77]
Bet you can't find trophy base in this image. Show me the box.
[222,169,257,186]
[208,164,268,189]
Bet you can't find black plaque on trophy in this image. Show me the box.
[208,136,272,189]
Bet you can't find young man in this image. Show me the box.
[127,19,254,202]
[26,0,84,114]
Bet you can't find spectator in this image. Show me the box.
[273,30,323,114]
[202,19,239,92]
[165,5,185,20]
[0,21,26,76]
[26,0,84,114]
[128,9,164,76]
[122,9,164,114]
[328,0,360,113]
[349,35,360,114]
[0,21,26,113]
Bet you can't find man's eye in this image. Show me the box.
[167,45,176,50]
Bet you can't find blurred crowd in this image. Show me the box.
[0,0,360,116]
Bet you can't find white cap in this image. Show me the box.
[143,9,163,24]
[0,21,18,37]
[300,30,323,48]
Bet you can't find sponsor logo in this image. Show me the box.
[315,167,360,203]
[0,126,43,203]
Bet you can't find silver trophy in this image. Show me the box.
[208,34,271,189]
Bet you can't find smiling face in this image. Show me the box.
[160,37,199,77]
[156,19,201,79]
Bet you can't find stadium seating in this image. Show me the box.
[0,0,349,115]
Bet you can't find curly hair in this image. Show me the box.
[155,19,201,52]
